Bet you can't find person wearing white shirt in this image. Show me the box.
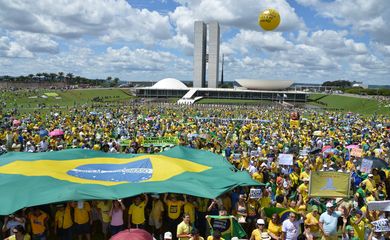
[281,213,303,240]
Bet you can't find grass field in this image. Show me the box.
[307,94,390,115]
[1,88,133,113]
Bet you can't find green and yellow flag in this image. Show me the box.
[206,215,247,240]
[0,147,258,215]
[309,171,351,198]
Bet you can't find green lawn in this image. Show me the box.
[308,94,390,115]
[1,88,134,113]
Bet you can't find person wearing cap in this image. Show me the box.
[319,201,341,240]
[164,231,173,240]
[304,205,320,239]
[362,174,375,192]
[341,216,358,240]
[249,219,267,240]
[149,194,164,238]
[5,225,30,240]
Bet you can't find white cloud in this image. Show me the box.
[0,36,33,58]
[0,0,172,44]
[10,31,59,54]
[296,0,390,44]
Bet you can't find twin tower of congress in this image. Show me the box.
[193,21,220,88]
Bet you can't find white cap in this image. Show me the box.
[231,238,239,240]
[326,202,334,208]
[368,173,373,177]
[302,178,309,182]
[164,232,172,239]
[257,218,265,225]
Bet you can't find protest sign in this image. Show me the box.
[350,148,363,158]
[309,171,350,198]
[360,159,373,173]
[368,201,390,211]
[278,154,293,165]
[249,188,262,199]
[142,137,178,147]
[371,219,390,232]
[250,150,259,157]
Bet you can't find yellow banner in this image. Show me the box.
[309,171,350,198]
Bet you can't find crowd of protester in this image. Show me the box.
[1,101,390,240]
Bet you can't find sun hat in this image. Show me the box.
[164,232,172,239]
[257,219,265,225]
[326,201,335,208]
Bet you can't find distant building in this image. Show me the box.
[193,21,207,88]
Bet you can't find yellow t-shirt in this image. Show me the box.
[97,201,112,223]
[150,200,164,222]
[252,172,264,183]
[128,201,146,224]
[259,196,271,209]
[299,171,309,181]
[74,202,91,224]
[5,235,31,240]
[166,200,185,220]
[304,212,319,234]
[184,203,196,224]
[268,220,282,237]
[28,211,48,234]
[55,210,65,229]
[362,179,375,192]
[207,237,225,240]
[289,172,299,187]
[297,183,308,203]
[177,221,192,240]
[350,216,366,240]
[250,229,264,240]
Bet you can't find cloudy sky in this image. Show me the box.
[0,0,389,85]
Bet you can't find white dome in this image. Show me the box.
[151,78,188,90]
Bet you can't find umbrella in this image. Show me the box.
[49,129,64,137]
[39,129,49,137]
[313,130,322,136]
[12,120,21,126]
[364,157,389,169]
[321,145,332,152]
[346,144,359,149]
[110,229,153,240]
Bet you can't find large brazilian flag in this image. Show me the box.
[0,146,258,215]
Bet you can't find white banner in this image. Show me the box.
[249,188,262,199]
[278,154,293,166]
[360,159,373,173]
[371,219,390,232]
[368,201,390,211]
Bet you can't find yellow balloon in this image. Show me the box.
[258,8,281,31]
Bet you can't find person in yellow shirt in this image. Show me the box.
[267,214,282,240]
[54,204,73,240]
[73,201,92,240]
[249,218,267,240]
[96,200,112,239]
[149,194,165,236]
[362,174,375,192]
[183,198,196,225]
[297,178,309,203]
[128,194,148,229]
[164,194,187,236]
[350,210,367,240]
[177,214,192,240]
[27,208,48,240]
[304,205,320,239]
